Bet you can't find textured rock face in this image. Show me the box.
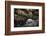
[14,9,39,27]
[24,19,33,26]
[14,15,27,27]
[15,9,32,15]
[24,19,39,27]
[16,9,26,15]
[14,9,32,27]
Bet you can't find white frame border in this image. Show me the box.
[11,5,42,32]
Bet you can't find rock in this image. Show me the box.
[24,19,39,27]
[24,19,34,27]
